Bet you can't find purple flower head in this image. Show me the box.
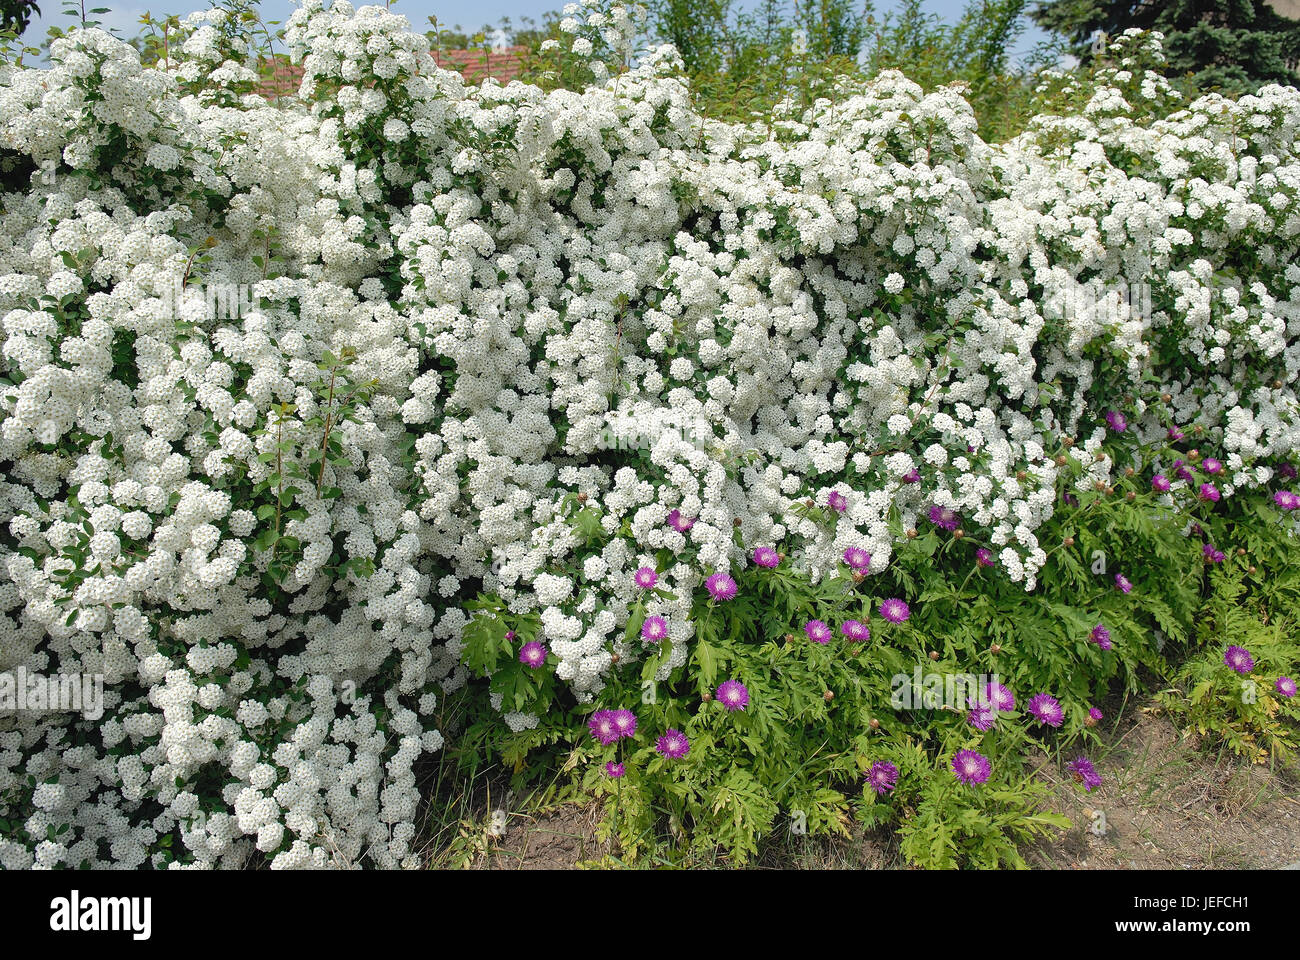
[1027,693,1065,728]
[827,490,848,512]
[705,572,737,601]
[902,468,922,484]
[611,709,638,739]
[842,547,871,571]
[1089,707,1104,721]
[641,615,668,642]
[1151,474,1171,493]
[1279,463,1298,480]
[804,619,832,644]
[1198,482,1220,503]
[588,710,620,746]
[1274,490,1300,511]
[1275,677,1297,698]
[1168,427,1185,441]
[1063,492,1080,508]
[519,641,548,669]
[1202,457,1222,474]
[1203,543,1225,564]
[1224,645,1254,675]
[634,566,658,590]
[1105,410,1128,433]
[879,598,911,624]
[975,547,994,567]
[927,504,960,531]
[1114,573,1133,594]
[967,703,998,731]
[866,761,899,795]
[951,749,992,786]
[655,729,690,759]
[1176,464,1195,483]
[666,509,696,532]
[1090,624,1112,651]
[752,546,780,568]
[505,630,516,641]
[840,619,870,642]
[984,682,1016,713]
[605,761,625,778]
[716,679,749,712]
[1066,756,1103,792]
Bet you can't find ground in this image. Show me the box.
[435,703,1300,870]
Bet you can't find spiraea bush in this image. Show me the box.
[0,1,1298,868]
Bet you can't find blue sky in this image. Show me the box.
[21,1,1054,62]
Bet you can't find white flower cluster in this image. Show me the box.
[0,10,1297,867]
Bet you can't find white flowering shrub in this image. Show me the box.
[1,4,1299,867]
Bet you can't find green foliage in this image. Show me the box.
[458,418,1300,866]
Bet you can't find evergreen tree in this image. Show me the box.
[1029,0,1300,92]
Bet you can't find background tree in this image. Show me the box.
[1,0,39,34]
[1029,0,1300,93]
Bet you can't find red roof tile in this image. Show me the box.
[254,47,528,98]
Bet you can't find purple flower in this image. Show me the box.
[902,468,921,484]
[589,710,619,745]
[1203,543,1225,564]
[1202,457,1222,474]
[842,547,871,571]
[1090,624,1112,651]
[1027,693,1065,728]
[666,509,696,532]
[840,619,870,642]
[827,490,848,512]
[984,682,1016,713]
[705,572,737,601]
[1114,573,1133,594]
[927,504,960,531]
[951,749,991,786]
[1151,474,1171,493]
[804,619,832,644]
[716,679,749,712]
[505,630,516,641]
[1224,645,1254,675]
[1089,707,1104,721]
[655,729,690,759]
[866,760,899,795]
[1276,677,1297,698]
[611,709,638,739]
[605,761,625,778]
[1105,410,1127,433]
[1198,482,1220,502]
[1176,463,1195,483]
[1168,427,1185,441]
[879,598,911,624]
[1279,463,1298,480]
[1066,756,1102,792]
[519,641,548,669]
[975,547,994,567]
[1274,490,1300,511]
[967,703,998,731]
[752,546,780,568]
[634,566,658,589]
[641,615,668,642]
